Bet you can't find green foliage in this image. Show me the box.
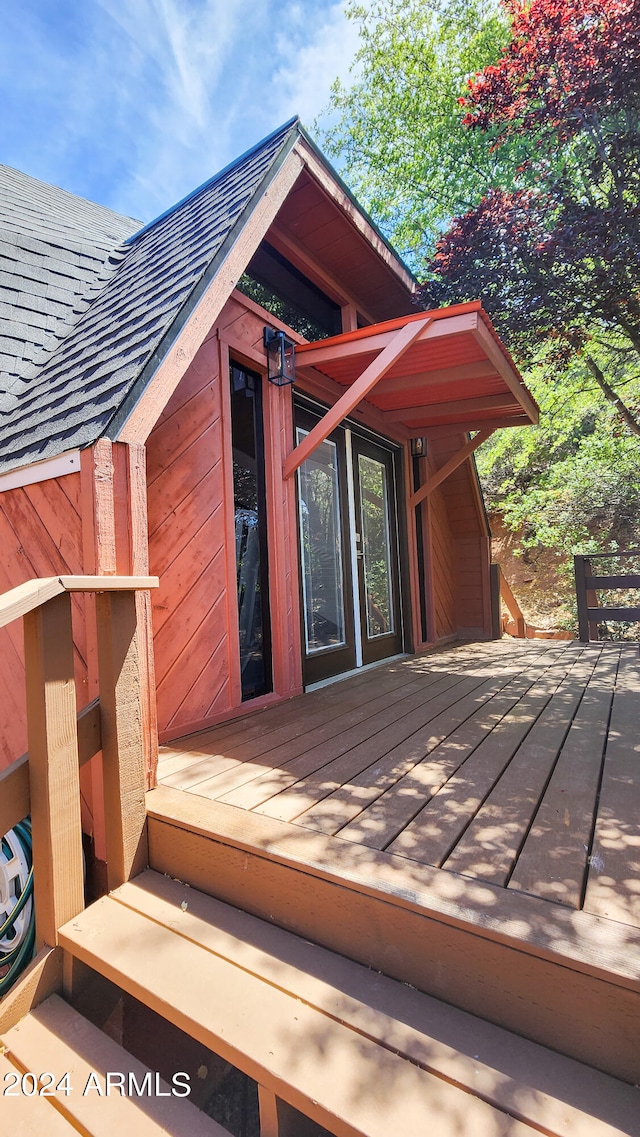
[318,0,524,263]
[477,357,640,553]
[425,0,640,427]
[319,0,640,613]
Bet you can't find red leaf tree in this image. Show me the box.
[424,0,640,432]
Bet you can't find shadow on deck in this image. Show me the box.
[149,639,640,1084]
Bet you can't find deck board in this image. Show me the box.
[160,656,454,790]
[223,645,563,816]
[198,651,496,811]
[253,672,499,823]
[442,647,602,885]
[583,647,640,928]
[509,648,619,908]
[159,639,639,924]
[387,647,586,869]
[333,644,576,848]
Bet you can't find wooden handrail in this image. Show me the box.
[490,563,526,638]
[0,575,158,630]
[491,564,572,641]
[0,700,103,839]
[574,554,640,641]
[0,574,158,965]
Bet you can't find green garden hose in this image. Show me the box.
[0,817,35,996]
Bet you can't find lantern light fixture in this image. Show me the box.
[263,327,296,386]
[411,437,426,458]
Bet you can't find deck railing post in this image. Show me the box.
[95,590,148,890]
[23,592,84,950]
[490,564,502,640]
[575,555,591,641]
[584,557,600,641]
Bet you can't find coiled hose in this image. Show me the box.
[0,818,35,996]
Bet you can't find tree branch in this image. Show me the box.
[584,354,640,437]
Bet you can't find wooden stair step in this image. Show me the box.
[1,993,231,1136]
[0,1049,78,1135]
[59,870,639,1137]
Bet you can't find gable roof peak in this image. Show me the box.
[0,118,304,474]
[124,117,301,249]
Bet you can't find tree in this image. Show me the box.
[319,0,640,577]
[476,358,640,553]
[318,0,519,261]
[426,0,640,433]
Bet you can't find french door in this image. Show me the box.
[296,406,403,685]
[351,434,403,666]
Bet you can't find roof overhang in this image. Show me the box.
[295,301,538,433]
[284,301,537,482]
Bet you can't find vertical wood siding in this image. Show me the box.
[0,473,85,769]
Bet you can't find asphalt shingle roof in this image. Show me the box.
[0,118,299,474]
[0,166,138,404]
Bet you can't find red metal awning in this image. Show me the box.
[295,301,538,434]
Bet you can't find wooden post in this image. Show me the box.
[23,593,85,949]
[403,444,422,652]
[258,1088,324,1137]
[95,590,148,890]
[575,556,590,642]
[498,571,526,638]
[490,564,502,640]
[584,557,600,641]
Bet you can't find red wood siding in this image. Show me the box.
[428,485,457,640]
[147,333,234,738]
[429,434,489,639]
[147,294,305,743]
[0,472,86,769]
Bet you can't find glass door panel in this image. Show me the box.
[298,430,346,653]
[296,411,355,685]
[358,453,395,639]
[353,437,403,665]
[230,363,272,700]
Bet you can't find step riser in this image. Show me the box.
[148,815,639,1084]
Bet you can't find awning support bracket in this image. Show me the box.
[283,317,433,480]
[409,428,495,508]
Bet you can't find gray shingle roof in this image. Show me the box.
[0,166,138,405]
[0,119,299,474]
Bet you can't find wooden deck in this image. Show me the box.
[158,638,639,929]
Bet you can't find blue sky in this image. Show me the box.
[1,0,362,223]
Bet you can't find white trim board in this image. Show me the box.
[0,450,81,494]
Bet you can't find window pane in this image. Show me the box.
[231,364,271,700]
[358,454,394,638]
[297,430,346,653]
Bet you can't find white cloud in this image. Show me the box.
[2,0,368,221]
[268,1,363,129]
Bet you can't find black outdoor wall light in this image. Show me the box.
[264,327,296,386]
